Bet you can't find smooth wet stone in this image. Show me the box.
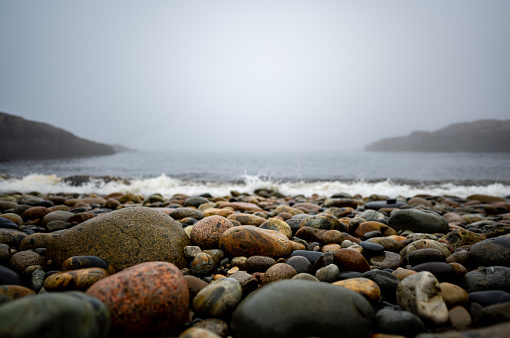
[285,255,312,274]
[229,270,258,297]
[469,290,510,307]
[473,302,510,327]
[44,267,110,292]
[87,261,188,336]
[409,248,446,266]
[231,279,374,338]
[334,248,370,273]
[184,245,202,258]
[262,263,297,284]
[321,229,343,244]
[192,318,229,337]
[0,291,110,338]
[170,208,205,221]
[400,239,451,265]
[190,215,234,249]
[61,255,113,272]
[203,208,235,218]
[461,266,510,293]
[227,213,266,226]
[300,214,347,232]
[361,270,400,302]
[294,226,325,242]
[190,252,216,274]
[315,263,339,283]
[448,305,472,329]
[0,216,19,230]
[369,251,403,270]
[333,277,381,302]
[323,198,357,209]
[184,275,208,306]
[367,237,400,252]
[8,250,45,273]
[446,250,469,265]
[396,271,449,325]
[375,308,425,337]
[0,285,35,305]
[411,262,456,283]
[193,277,242,317]
[292,272,320,282]
[468,237,510,267]
[260,218,292,239]
[219,225,292,258]
[244,255,277,272]
[388,209,449,234]
[46,207,190,271]
[41,210,74,227]
[360,241,385,256]
[0,228,27,248]
[311,251,334,272]
[439,282,469,308]
[184,196,210,208]
[0,243,10,264]
[218,202,263,212]
[353,221,397,238]
[20,206,49,221]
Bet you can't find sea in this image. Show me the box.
[1,150,509,199]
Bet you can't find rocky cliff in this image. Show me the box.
[365,119,510,153]
[0,112,116,161]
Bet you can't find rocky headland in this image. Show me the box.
[365,119,510,152]
[1,189,510,337]
[0,112,116,161]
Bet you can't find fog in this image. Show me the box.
[1,1,509,152]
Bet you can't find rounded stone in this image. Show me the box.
[244,255,277,272]
[262,263,297,284]
[439,282,469,308]
[9,250,45,273]
[41,210,74,228]
[354,221,397,238]
[469,290,510,307]
[440,229,487,250]
[191,252,216,275]
[170,207,205,221]
[20,206,49,221]
[86,261,189,336]
[191,216,234,250]
[409,248,446,266]
[179,327,221,338]
[322,230,344,244]
[299,214,346,232]
[227,213,266,226]
[375,308,425,337]
[184,275,208,306]
[259,218,292,239]
[461,266,510,293]
[231,279,374,338]
[285,255,312,274]
[61,255,114,273]
[334,248,370,273]
[396,271,449,325]
[332,277,381,302]
[411,262,456,283]
[388,209,449,234]
[469,237,510,267]
[360,270,400,302]
[400,239,451,265]
[184,196,210,208]
[44,267,110,292]
[219,225,292,258]
[0,285,35,305]
[369,251,403,270]
[315,263,340,283]
[367,237,400,252]
[0,291,110,338]
[192,277,242,317]
[192,318,229,337]
[46,207,190,271]
[0,265,21,285]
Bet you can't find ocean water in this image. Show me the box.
[1,150,509,198]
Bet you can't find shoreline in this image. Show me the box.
[1,189,510,337]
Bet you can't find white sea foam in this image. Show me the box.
[0,173,509,198]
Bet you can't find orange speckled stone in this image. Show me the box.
[0,285,35,305]
[219,225,292,258]
[392,267,417,280]
[20,206,49,221]
[191,216,234,249]
[44,267,110,292]
[227,213,266,226]
[333,277,381,302]
[86,261,189,336]
[333,248,370,273]
[353,221,398,238]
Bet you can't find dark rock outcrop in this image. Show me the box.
[365,119,510,152]
[0,112,115,160]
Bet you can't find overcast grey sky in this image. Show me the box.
[1,1,509,152]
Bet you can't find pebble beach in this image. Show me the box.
[1,188,510,337]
